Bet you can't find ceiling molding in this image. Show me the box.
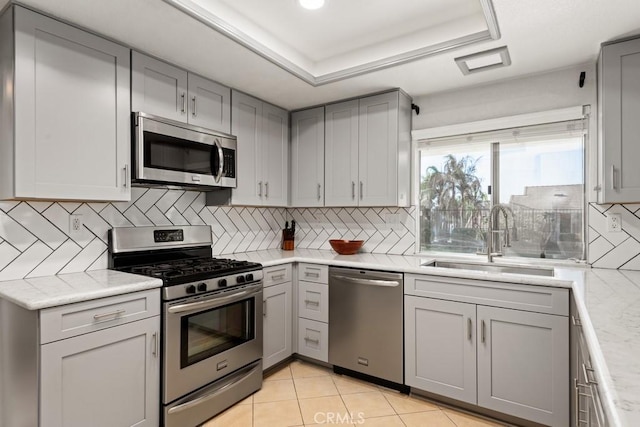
[163,0,502,87]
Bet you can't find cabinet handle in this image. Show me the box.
[263,300,267,317]
[305,271,320,278]
[304,299,320,306]
[152,332,158,357]
[181,92,186,113]
[352,181,355,199]
[258,181,263,197]
[317,183,321,201]
[271,273,285,280]
[481,320,486,343]
[192,95,197,116]
[360,181,363,200]
[265,182,269,198]
[123,164,129,188]
[611,165,617,190]
[467,318,472,340]
[93,309,125,321]
[304,336,320,344]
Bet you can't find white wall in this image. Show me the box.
[411,63,597,130]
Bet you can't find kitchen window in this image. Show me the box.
[417,118,586,260]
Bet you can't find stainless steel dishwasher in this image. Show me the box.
[328,267,406,391]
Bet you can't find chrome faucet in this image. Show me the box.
[485,204,512,263]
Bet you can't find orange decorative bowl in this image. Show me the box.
[329,239,364,255]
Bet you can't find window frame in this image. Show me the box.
[413,106,589,262]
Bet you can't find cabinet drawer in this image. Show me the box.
[298,263,328,284]
[40,289,161,344]
[298,281,328,322]
[405,274,568,316]
[263,264,292,287]
[298,318,328,362]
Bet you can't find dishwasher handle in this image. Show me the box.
[331,274,400,287]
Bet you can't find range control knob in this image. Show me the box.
[236,275,246,284]
[218,278,227,287]
[185,285,196,294]
[245,273,254,282]
[197,283,207,292]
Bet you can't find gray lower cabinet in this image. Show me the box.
[404,296,476,404]
[263,281,292,370]
[40,317,159,427]
[404,274,569,427]
[0,289,160,427]
[477,306,569,427]
[571,301,608,427]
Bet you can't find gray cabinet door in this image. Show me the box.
[477,306,569,427]
[404,296,477,404]
[262,103,289,207]
[263,282,292,370]
[599,37,640,203]
[13,6,130,201]
[358,92,398,206]
[40,317,160,427]
[131,51,188,122]
[231,90,263,205]
[187,73,231,133]
[325,100,359,207]
[291,107,325,207]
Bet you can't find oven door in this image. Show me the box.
[163,282,263,404]
[134,113,236,188]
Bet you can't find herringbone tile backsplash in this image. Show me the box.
[1,189,635,281]
[587,202,640,269]
[0,188,415,281]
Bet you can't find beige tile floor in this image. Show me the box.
[202,360,506,427]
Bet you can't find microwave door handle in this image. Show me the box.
[213,139,224,184]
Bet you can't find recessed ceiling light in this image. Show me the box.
[455,46,511,75]
[298,0,325,10]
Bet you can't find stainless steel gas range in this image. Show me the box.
[108,225,263,427]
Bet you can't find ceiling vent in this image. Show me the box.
[455,46,511,75]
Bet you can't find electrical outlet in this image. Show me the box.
[69,214,83,236]
[607,212,622,233]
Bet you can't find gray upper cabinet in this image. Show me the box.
[0,6,131,201]
[231,90,289,206]
[325,100,359,207]
[132,51,231,134]
[291,107,325,207]
[477,305,569,427]
[598,37,640,203]
[324,91,411,207]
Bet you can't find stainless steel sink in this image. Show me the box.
[421,260,554,277]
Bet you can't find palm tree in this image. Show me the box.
[421,155,489,248]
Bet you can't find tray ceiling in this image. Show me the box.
[166,0,499,84]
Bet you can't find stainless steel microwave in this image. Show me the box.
[133,112,236,189]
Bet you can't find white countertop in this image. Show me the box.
[0,270,162,310]
[229,248,639,427]
[0,249,636,425]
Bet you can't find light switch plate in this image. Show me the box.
[607,212,622,233]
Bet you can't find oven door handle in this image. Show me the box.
[167,284,262,314]
[167,360,261,415]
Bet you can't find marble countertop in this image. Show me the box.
[0,248,636,425]
[229,248,638,427]
[0,270,162,310]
